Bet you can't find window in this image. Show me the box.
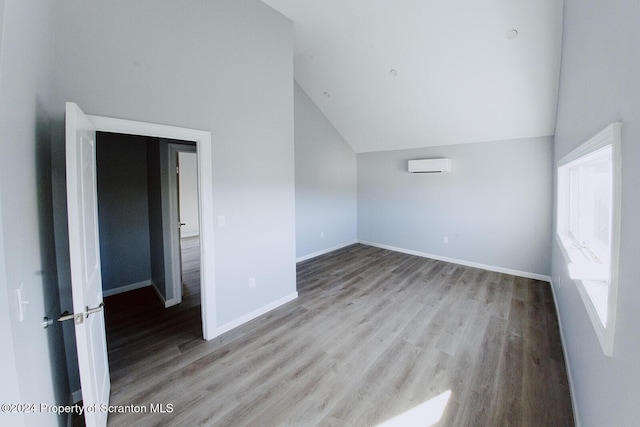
[557,122,621,356]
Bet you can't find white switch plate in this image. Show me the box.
[249,277,256,289]
[16,283,28,322]
[218,216,226,228]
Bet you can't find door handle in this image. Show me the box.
[84,302,105,317]
[43,302,105,328]
[58,311,75,322]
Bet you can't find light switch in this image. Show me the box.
[217,216,226,228]
[16,283,29,322]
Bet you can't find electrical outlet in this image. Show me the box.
[249,277,256,289]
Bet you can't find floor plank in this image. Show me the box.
[102,241,574,426]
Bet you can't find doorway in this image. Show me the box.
[96,134,200,307]
[167,144,201,306]
[95,135,205,422]
[176,150,201,295]
[88,113,216,339]
[63,105,217,425]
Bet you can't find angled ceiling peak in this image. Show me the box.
[263,0,564,153]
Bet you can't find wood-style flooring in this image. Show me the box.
[104,240,574,426]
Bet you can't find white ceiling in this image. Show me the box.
[262,0,564,153]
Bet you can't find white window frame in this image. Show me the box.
[556,122,621,356]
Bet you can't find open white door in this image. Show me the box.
[167,143,198,306]
[65,102,110,427]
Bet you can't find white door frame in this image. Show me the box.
[88,114,216,340]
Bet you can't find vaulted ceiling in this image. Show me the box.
[262,0,564,153]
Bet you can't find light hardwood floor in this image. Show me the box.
[103,240,574,426]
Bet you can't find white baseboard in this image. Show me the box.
[151,282,167,305]
[148,282,182,308]
[549,276,581,427]
[102,280,173,308]
[358,240,551,282]
[102,280,175,308]
[164,297,181,308]
[102,280,153,297]
[181,232,200,238]
[213,292,298,337]
[296,240,358,263]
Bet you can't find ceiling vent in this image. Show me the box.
[408,158,451,173]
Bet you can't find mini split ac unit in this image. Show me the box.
[408,158,451,173]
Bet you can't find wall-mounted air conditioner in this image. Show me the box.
[408,158,451,173]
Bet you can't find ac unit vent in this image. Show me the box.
[408,158,451,173]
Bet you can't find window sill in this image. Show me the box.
[556,233,613,356]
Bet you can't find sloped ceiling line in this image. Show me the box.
[263,0,564,153]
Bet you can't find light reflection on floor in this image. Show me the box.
[377,390,452,427]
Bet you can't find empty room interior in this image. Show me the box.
[1,1,639,427]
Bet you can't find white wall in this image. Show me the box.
[357,137,553,277]
[178,152,200,238]
[551,0,640,425]
[0,185,25,427]
[0,1,69,426]
[294,82,357,260]
[51,0,295,399]
[0,2,22,423]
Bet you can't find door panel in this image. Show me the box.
[66,102,110,427]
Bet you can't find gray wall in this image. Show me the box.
[147,141,166,298]
[294,82,357,259]
[52,0,296,393]
[0,1,22,423]
[178,152,200,237]
[551,0,640,425]
[96,133,152,293]
[357,137,553,276]
[0,1,69,426]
